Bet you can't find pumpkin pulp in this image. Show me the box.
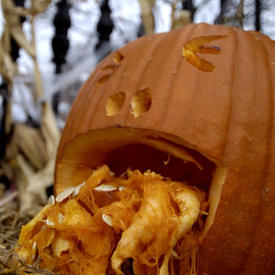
[17,167,210,275]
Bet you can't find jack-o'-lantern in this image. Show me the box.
[17,23,275,275]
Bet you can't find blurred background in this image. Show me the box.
[0,0,275,216]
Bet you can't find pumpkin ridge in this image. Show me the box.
[160,24,198,140]
[242,32,275,273]
[151,29,187,131]
[199,27,274,274]
[233,30,263,273]
[121,35,161,124]
[186,24,227,155]
[230,28,268,273]
[219,26,238,161]
[159,25,197,135]
[197,26,238,252]
[140,29,190,131]
[198,26,239,273]
[218,26,242,165]
[123,32,171,125]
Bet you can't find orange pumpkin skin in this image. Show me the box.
[55,24,275,274]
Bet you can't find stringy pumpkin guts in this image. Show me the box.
[16,166,205,275]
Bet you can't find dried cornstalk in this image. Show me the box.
[0,0,52,133]
[13,124,47,170]
[41,102,60,159]
[171,1,191,30]
[138,0,156,34]
[0,0,60,213]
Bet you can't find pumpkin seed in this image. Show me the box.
[94,184,117,192]
[73,181,86,196]
[47,195,55,205]
[102,214,113,227]
[46,218,55,226]
[56,187,75,202]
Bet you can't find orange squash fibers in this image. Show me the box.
[17,166,205,275]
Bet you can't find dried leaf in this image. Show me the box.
[14,124,47,170]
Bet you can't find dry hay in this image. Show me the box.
[0,197,56,275]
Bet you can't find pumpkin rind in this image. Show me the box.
[56,24,275,274]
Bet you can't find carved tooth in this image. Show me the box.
[102,214,113,227]
[56,187,75,203]
[73,181,86,196]
[94,184,117,192]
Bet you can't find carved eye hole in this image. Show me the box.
[131,88,152,118]
[106,92,126,116]
[182,35,227,72]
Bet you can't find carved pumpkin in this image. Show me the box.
[17,23,275,275]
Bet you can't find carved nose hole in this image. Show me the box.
[106,92,126,116]
[131,88,152,118]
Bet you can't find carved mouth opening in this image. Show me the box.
[17,128,226,275]
[104,142,214,193]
